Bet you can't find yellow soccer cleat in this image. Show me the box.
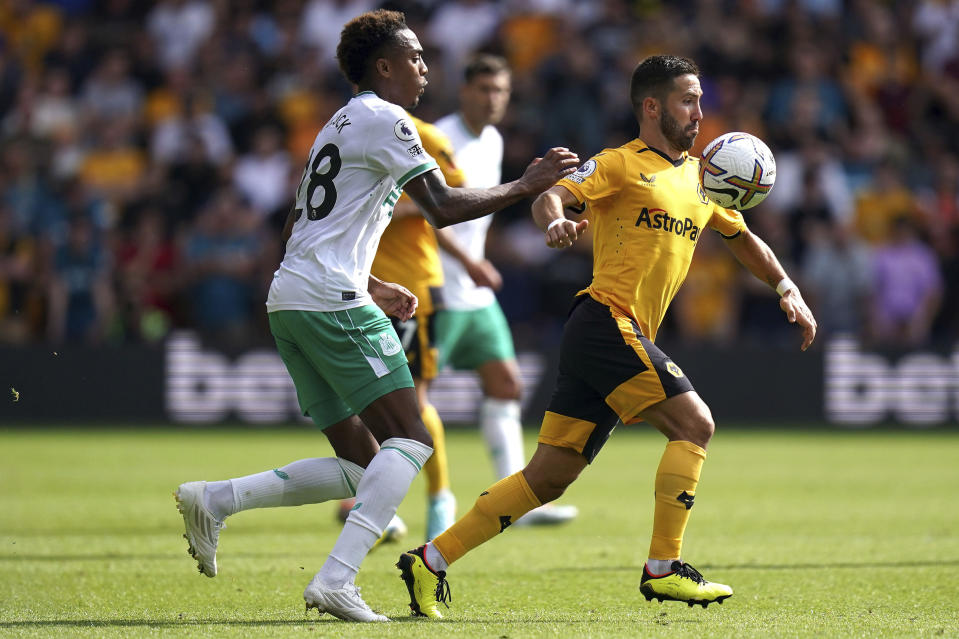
[396,546,451,619]
[639,561,732,608]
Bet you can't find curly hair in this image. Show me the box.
[629,55,699,112]
[336,9,409,86]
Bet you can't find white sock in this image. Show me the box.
[424,542,449,573]
[646,558,679,575]
[203,481,235,521]
[318,438,432,588]
[479,398,525,479]
[212,458,363,520]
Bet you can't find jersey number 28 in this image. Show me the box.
[301,143,341,221]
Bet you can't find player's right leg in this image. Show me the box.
[174,420,371,577]
[174,324,379,579]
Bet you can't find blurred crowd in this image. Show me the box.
[1,0,957,352]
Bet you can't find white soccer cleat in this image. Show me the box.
[303,578,389,622]
[174,481,224,577]
[516,503,579,526]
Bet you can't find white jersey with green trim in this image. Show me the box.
[268,92,438,312]
[435,112,502,311]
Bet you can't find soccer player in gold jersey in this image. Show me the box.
[366,115,466,541]
[397,54,817,617]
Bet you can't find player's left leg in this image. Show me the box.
[174,338,376,579]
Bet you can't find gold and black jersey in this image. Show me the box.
[372,116,466,314]
[559,138,747,342]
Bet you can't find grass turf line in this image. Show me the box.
[1,427,957,638]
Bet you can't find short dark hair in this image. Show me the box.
[629,55,699,112]
[463,53,510,84]
[336,9,409,85]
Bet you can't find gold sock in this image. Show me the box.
[648,440,706,561]
[433,472,541,565]
[420,403,449,495]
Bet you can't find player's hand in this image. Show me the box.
[780,290,817,351]
[545,218,589,249]
[466,259,503,290]
[519,148,580,195]
[370,280,418,321]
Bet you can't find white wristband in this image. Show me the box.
[546,218,566,233]
[775,277,797,297]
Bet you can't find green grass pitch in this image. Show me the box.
[1,426,957,638]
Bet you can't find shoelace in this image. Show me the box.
[347,584,375,611]
[435,573,452,609]
[675,562,706,585]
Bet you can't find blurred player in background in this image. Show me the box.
[354,114,467,544]
[430,54,578,536]
[173,9,578,623]
[398,54,817,619]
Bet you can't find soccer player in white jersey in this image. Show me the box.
[173,10,578,623]
[432,55,578,530]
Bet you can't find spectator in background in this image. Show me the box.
[0,0,63,75]
[0,202,37,343]
[163,133,220,231]
[765,40,847,149]
[853,159,924,245]
[151,92,233,168]
[870,216,943,347]
[29,66,79,141]
[80,48,143,126]
[919,153,959,257]
[766,139,853,226]
[181,189,262,344]
[233,124,291,220]
[115,205,179,342]
[537,30,606,156]
[912,0,959,75]
[801,219,873,339]
[299,0,374,70]
[46,213,114,344]
[673,231,741,344]
[785,166,833,265]
[146,0,214,72]
[427,0,500,84]
[77,117,147,209]
[1,138,67,241]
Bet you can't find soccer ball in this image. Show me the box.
[699,132,776,210]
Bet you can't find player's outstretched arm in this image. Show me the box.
[403,147,579,228]
[368,275,418,321]
[724,229,817,351]
[532,185,589,249]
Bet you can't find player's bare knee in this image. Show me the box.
[692,413,715,448]
[482,374,520,400]
[480,361,522,400]
[524,469,574,504]
[523,445,585,503]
